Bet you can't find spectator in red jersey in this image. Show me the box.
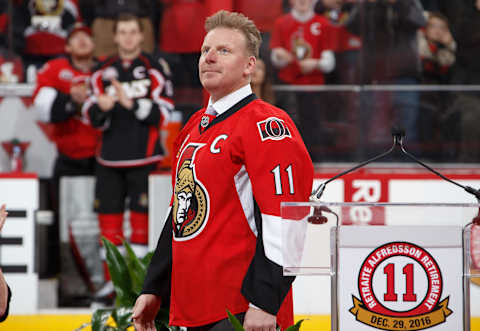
[270,0,337,161]
[13,0,82,81]
[32,23,100,299]
[0,204,11,323]
[34,23,99,179]
[82,14,173,298]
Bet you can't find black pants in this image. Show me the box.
[94,162,157,213]
[188,313,245,331]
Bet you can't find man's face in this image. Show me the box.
[199,27,255,101]
[290,0,315,13]
[114,20,144,54]
[66,31,94,58]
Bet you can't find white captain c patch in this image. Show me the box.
[257,117,292,142]
[210,134,228,154]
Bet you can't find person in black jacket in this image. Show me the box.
[0,204,11,322]
[83,14,173,295]
[346,0,426,153]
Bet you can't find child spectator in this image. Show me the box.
[270,0,336,161]
[419,12,456,84]
[417,12,456,156]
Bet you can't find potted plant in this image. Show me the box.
[78,238,304,331]
[77,238,179,331]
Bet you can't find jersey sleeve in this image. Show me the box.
[133,57,174,126]
[82,67,112,129]
[33,61,78,123]
[141,209,173,306]
[239,106,314,314]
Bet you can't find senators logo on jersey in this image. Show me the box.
[257,117,292,142]
[173,143,210,240]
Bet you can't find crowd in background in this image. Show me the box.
[0,0,479,163]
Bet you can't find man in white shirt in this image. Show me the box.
[132,10,314,331]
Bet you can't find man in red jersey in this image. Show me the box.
[34,23,99,178]
[83,14,174,290]
[33,24,100,293]
[132,10,313,331]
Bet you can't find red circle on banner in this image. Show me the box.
[358,241,442,317]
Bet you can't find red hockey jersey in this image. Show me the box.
[271,13,335,85]
[142,93,314,328]
[33,57,100,159]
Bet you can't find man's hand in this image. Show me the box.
[97,94,116,112]
[132,294,162,331]
[111,79,134,109]
[70,84,89,104]
[243,306,277,331]
[299,58,319,74]
[0,204,7,231]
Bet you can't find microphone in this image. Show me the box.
[308,127,480,223]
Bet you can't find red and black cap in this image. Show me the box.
[67,22,92,41]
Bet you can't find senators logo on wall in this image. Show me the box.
[350,242,452,330]
[172,143,209,241]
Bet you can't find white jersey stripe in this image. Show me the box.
[234,166,257,237]
[262,213,283,266]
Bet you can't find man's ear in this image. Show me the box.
[244,55,256,76]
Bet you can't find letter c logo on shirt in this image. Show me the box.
[210,134,228,154]
[311,22,321,36]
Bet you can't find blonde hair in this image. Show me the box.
[205,10,262,57]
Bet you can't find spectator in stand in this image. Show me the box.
[419,12,456,85]
[33,23,99,182]
[13,0,82,81]
[443,0,480,161]
[0,204,11,323]
[251,58,275,104]
[448,0,480,84]
[345,0,426,152]
[270,0,336,161]
[315,0,361,84]
[32,23,100,296]
[83,14,173,296]
[78,0,157,59]
[417,12,456,156]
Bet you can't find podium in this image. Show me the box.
[281,202,480,331]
